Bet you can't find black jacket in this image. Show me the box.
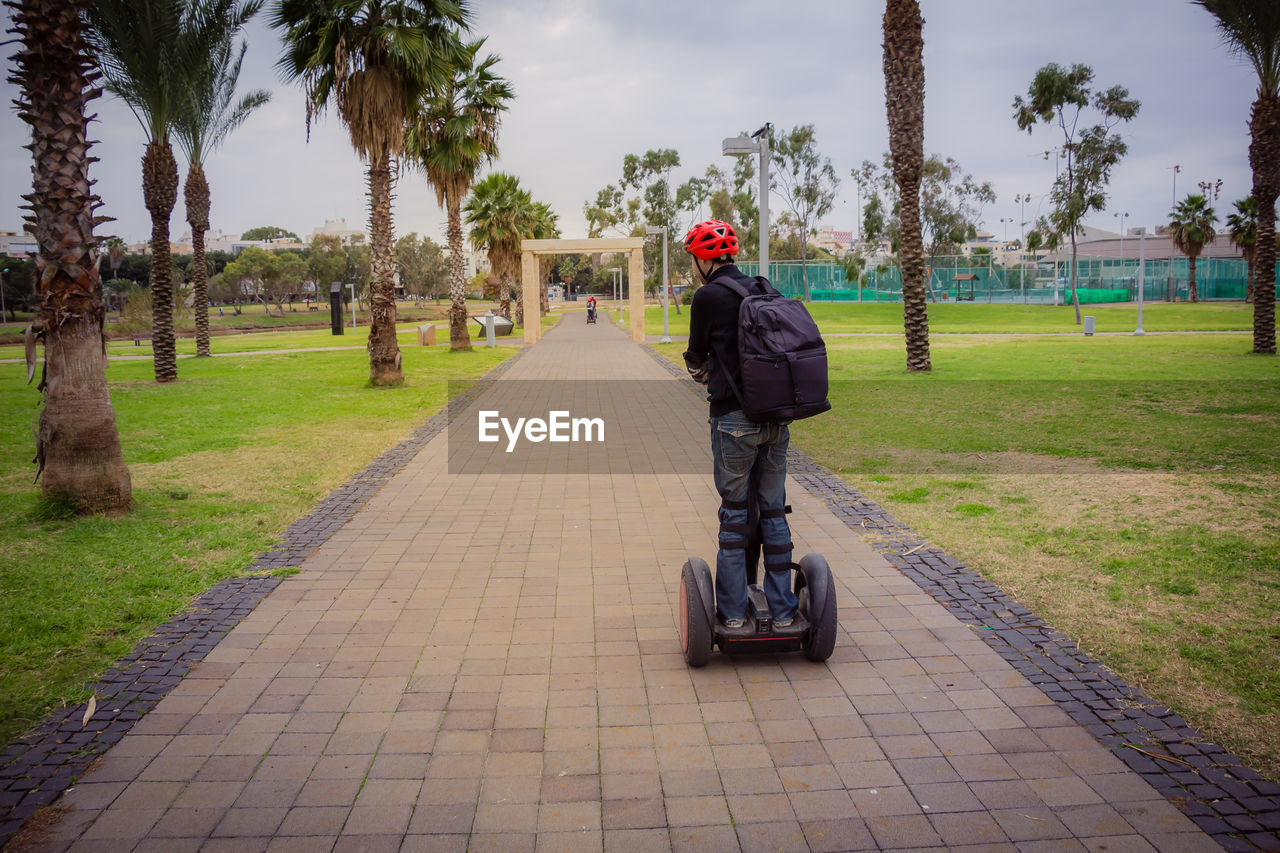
[684,264,761,418]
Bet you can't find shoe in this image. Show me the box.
[774,617,794,628]
[723,618,745,629]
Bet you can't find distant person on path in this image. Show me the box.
[682,220,798,628]
[586,294,597,323]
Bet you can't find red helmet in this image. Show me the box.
[683,220,738,260]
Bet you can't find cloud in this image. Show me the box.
[0,0,1261,248]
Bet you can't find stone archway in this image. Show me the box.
[520,237,646,344]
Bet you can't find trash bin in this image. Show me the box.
[1083,316,1096,336]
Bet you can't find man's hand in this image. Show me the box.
[684,351,709,385]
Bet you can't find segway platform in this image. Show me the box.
[679,553,838,666]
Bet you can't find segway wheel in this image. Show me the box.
[679,558,714,667]
[797,554,838,662]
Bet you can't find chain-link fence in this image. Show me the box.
[738,257,1279,304]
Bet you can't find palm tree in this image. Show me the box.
[174,3,269,358]
[1196,0,1280,352]
[883,0,930,371]
[13,0,131,511]
[1226,195,1260,302]
[1168,194,1218,303]
[529,201,560,316]
[273,0,469,384]
[85,0,182,383]
[106,237,126,280]
[86,0,226,384]
[464,172,527,322]
[404,36,512,350]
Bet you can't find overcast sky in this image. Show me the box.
[0,0,1261,250]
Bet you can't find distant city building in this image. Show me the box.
[813,225,854,256]
[310,219,367,246]
[0,230,37,257]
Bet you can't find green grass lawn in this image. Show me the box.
[641,301,1257,338]
[0,312,555,361]
[657,333,1280,778]
[0,344,514,745]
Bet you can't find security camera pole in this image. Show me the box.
[722,123,771,278]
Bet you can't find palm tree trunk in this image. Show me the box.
[498,254,512,320]
[1188,256,1199,303]
[366,150,403,384]
[143,140,179,383]
[446,193,471,351]
[15,0,131,512]
[1250,94,1278,354]
[185,163,211,357]
[883,0,930,372]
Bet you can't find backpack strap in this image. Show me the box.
[704,273,753,415]
[709,273,752,300]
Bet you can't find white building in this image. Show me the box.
[310,219,367,246]
[0,230,37,257]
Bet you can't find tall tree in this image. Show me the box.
[1196,1,1280,353]
[1168,194,1218,303]
[464,172,527,323]
[174,2,268,357]
[404,36,511,347]
[529,201,560,315]
[1014,63,1140,324]
[883,0,931,371]
[853,153,995,261]
[86,0,223,383]
[770,124,840,302]
[273,0,469,383]
[394,232,448,302]
[1226,195,1260,302]
[12,0,131,511]
[308,233,347,301]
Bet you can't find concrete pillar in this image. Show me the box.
[628,249,645,342]
[522,251,539,344]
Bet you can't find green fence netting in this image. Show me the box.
[736,257,1280,303]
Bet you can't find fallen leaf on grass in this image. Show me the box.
[82,695,96,728]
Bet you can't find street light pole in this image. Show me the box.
[1171,164,1181,209]
[1114,211,1129,291]
[724,123,771,278]
[347,283,357,331]
[1135,230,1146,335]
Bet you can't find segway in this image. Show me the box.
[586,304,597,324]
[679,482,838,666]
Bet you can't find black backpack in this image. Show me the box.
[711,274,831,422]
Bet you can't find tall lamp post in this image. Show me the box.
[1135,229,1146,336]
[0,267,7,324]
[1114,211,1129,293]
[723,123,771,278]
[1171,164,1181,209]
[611,268,621,325]
[645,225,671,343]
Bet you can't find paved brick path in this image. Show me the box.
[15,315,1219,852]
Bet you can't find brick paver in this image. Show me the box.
[12,314,1219,852]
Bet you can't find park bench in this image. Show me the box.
[132,333,152,346]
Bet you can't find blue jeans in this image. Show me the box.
[710,410,799,623]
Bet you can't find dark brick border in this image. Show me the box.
[645,344,1280,853]
[0,343,530,850]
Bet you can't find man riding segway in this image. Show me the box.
[678,219,837,665]
[586,294,597,324]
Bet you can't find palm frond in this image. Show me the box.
[1195,0,1280,95]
